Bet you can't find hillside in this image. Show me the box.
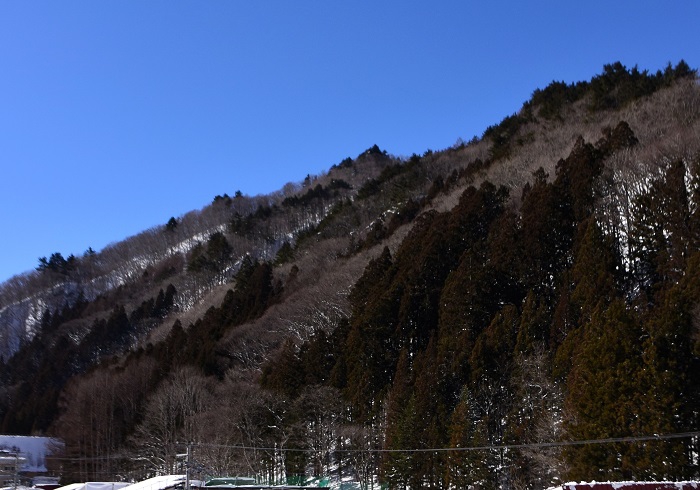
[1,61,699,488]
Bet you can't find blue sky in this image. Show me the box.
[1,1,698,284]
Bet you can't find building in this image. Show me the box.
[0,435,62,487]
[0,450,26,488]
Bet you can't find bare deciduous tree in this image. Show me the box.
[130,367,211,476]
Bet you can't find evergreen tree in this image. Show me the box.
[554,136,603,223]
[564,299,644,481]
[520,168,573,293]
[381,349,416,488]
[552,219,622,348]
[165,217,178,232]
[446,387,497,490]
[407,338,448,488]
[631,253,700,479]
[299,329,334,385]
[260,339,303,398]
[515,290,550,354]
[630,159,691,302]
[274,241,294,265]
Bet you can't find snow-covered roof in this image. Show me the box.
[547,483,700,490]
[120,476,186,490]
[54,484,84,490]
[56,483,130,490]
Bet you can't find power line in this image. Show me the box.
[192,431,700,454]
[46,431,700,462]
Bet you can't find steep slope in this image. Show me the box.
[0,61,698,488]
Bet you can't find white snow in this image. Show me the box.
[56,483,129,490]
[0,435,61,473]
[120,475,186,490]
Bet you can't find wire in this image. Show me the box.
[191,431,700,454]
[45,431,700,461]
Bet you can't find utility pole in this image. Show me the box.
[185,443,191,490]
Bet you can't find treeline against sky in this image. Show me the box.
[263,120,700,486]
[0,62,698,488]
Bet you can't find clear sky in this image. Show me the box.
[0,1,698,284]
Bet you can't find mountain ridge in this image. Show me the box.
[1,61,699,488]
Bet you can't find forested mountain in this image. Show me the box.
[1,62,699,489]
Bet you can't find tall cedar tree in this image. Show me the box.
[563,300,645,481]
